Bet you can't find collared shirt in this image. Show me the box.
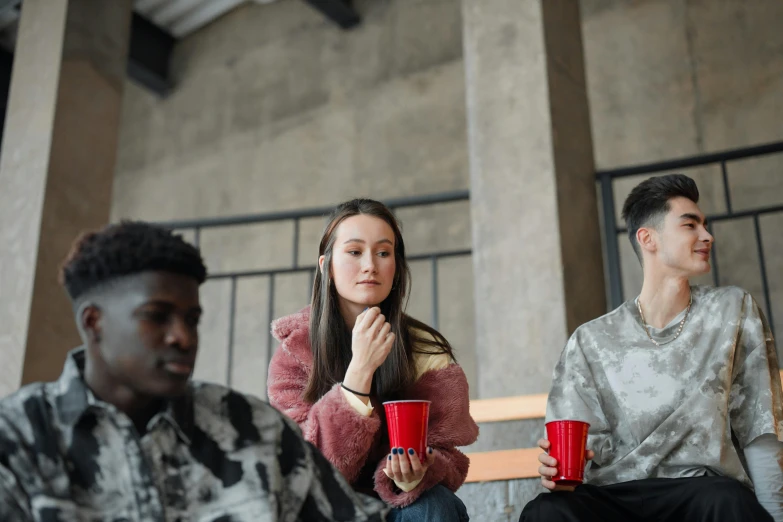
[547,285,783,487]
[0,348,388,521]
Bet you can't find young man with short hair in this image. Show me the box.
[520,174,782,522]
[0,221,388,521]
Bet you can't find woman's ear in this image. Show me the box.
[318,255,326,274]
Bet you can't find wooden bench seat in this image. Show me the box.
[464,448,541,482]
[469,394,547,423]
[465,394,546,484]
[464,369,783,483]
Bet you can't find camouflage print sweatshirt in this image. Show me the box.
[547,285,783,488]
[0,348,388,521]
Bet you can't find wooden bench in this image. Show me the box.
[464,394,546,483]
[464,370,783,484]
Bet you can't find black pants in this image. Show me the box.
[519,476,773,522]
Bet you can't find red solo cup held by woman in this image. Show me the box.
[383,400,431,462]
[545,420,590,486]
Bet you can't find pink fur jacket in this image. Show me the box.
[267,307,479,508]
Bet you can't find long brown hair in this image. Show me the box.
[304,198,455,403]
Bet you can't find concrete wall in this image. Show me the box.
[113,0,783,388]
[111,0,476,400]
[584,0,783,346]
[111,0,783,519]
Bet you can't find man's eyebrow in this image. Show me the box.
[679,213,704,223]
[138,301,203,314]
[140,300,175,309]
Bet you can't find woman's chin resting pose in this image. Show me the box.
[268,198,478,522]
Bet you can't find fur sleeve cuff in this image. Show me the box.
[304,384,382,483]
[372,451,453,508]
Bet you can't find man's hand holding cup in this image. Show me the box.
[537,420,593,492]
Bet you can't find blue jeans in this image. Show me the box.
[387,485,469,522]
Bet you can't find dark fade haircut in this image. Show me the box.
[59,221,207,302]
[621,174,700,260]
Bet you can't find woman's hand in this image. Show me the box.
[384,447,436,485]
[344,307,395,395]
[537,438,594,492]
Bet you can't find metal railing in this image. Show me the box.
[157,190,471,387]
[597,141,783,337]
[158,142,782,385]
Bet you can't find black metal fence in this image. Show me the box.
[158,142,783,384]
[598,141,783,338]
[158,190,471,386]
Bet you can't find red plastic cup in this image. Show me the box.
[383,400,431,462]
[545,420,590,486]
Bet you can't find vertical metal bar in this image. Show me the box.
[292,218,300,268]
[225,277,237,387]
[707,222,720,287]
[267,274,276,366]
[753,214,775,339]
[193,227,201,248]
[431,256,439,329]
[720,161,733,214]
[600,175,624,308]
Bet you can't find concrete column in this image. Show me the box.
[463,0,606,399]
[0,0,133,396]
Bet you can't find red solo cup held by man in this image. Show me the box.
[383,400,431,462]
[545,420,590,486]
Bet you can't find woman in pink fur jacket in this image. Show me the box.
[268,198,478,521]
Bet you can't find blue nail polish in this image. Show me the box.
[408,448,414,455]
[428,447,433,454]
[391,448,397,455]
[388,455,392,460]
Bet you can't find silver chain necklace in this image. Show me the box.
[636,292,693,346]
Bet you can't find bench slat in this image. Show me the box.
[465,448,540,483]
[469,394,547,423]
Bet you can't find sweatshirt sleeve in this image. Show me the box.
[268,345,382,484]
[745,434,783,522]
[729,293,783,448]
[547,331,614,468]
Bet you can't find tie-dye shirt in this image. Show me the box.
[547,285,783,487]
[0,348,387,521]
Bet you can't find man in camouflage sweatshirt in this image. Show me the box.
[0,221,388,521]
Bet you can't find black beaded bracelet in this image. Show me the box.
[341,382,371,397]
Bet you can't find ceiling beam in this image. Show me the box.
[300,0,360,30]
[170,0,244,37]
[153,0,207,27]
[134,0,169,13]
[0,47,12,145]
[0,0,18,17]
[127,12,176,96]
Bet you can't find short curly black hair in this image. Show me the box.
[60,221,207,302]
